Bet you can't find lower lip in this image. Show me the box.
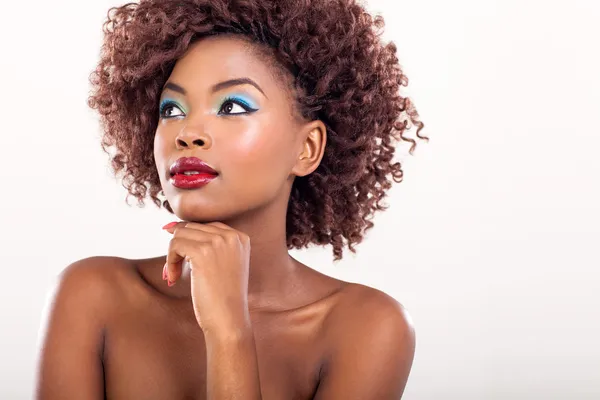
[170,173,218,189]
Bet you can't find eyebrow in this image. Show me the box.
[162,78,268,99]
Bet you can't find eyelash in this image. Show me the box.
[158,97,258,119]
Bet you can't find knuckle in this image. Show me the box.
[225,232,239,243]
[212,235,226,245]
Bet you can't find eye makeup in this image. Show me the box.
[214,93,259,113]
[158,98,186,118]
[158,92,261,119]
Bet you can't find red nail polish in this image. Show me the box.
[162,221,179,230]
[162,265,168,281]
[167,280,175,287]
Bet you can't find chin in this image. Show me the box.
[165,194,216,221]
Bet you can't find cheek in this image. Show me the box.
[153,131,169,175]
[227,120,293,174]
[153,132,169,187]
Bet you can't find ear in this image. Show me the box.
[291,119,327,178]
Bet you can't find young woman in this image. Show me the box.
[35,0,428,398]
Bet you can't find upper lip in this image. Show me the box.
[169,157,218,176]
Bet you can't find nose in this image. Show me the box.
[175,124,213,150]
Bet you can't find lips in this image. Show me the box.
[169,157,218,176]
[169,157,218,189]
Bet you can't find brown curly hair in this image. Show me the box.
[87,0,428,261]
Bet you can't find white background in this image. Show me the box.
[1,0,599,398]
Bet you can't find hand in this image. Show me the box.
[162,221,252,336]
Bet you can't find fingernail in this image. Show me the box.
[167,280,175,287]
[162,264,168,281]
[162,221,179,230]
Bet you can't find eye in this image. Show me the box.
[159,100,184,119]
[218,97,258,115]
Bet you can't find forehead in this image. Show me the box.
[169,35,285,94]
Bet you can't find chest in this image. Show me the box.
[102,303,325,399]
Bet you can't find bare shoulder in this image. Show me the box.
[35,256,136,398]
[325,282,415,335]
[38,255,144,356]
[55,255,134,290]
[46,256,138,314]
[314,282,416,398]
[58,255,133,276]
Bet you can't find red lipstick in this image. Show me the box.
[169,157,218,189]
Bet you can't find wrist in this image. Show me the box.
[204,321,254,343]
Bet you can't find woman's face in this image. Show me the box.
[154,35,319,223]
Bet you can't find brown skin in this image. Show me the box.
[35,36,416,399]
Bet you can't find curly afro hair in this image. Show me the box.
[87,0,428,261]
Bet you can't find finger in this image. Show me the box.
[202,221,236,231]
[165,237,203,285]
[162,221,187,234]
[180,222,249,245]
[171,223,245,246]
[165,220,233,235]
[171,225,220,244]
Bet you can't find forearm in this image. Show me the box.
[205,325,262,400]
